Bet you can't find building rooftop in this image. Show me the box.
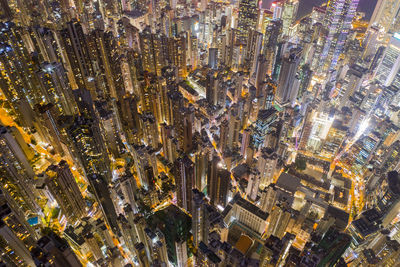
[325,206,349,231]
[276,172,301,194]
[234,194,269,220]
[235,234,253,254]
[387,171,400,195]
[351,217,379,239]
[333,187,349,205]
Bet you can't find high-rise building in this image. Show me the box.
[0,201,37,267]
[208,47,218,69]
[140,28,166,77]
[380,140,400,172]
[27,27,63,64]
[253,55,269,96]
[252,109,279,149]
[95,101,121,158]
[208,166,230,208]
[0,0,12,20]
[0,220,35,266]
[89,174,120,235]
[195,148,209,192]
[320,0,360,71]
[320,122,348,159]
[66,115,112,182]
[362,26,381,60]
[59,21,95,91]
[140,112,159,149]
[173,156,195,212]
[152,230,169,265]
[257,148,278,188]
[134,242,150,267]
[160,123,178,163]
[43,161,86,223]
[271,1,284,20]
[246,168,261,201]
[266,204,291,239]
[301,227,351,267]
[31,231,82,267]
[262,20,282,76]
[120,172,139,213]
[306,111,335,152]
[227,107,241,151]
[88,30,125,100]
[259,184,278,213]
[219,119,229,152]
[36,62,77,116]
[168,89,188,151]
[36,104,65,155]
[297,64,313,100]
[275,48,302,106]
[0,126,34,177]
[175,239,188,267]
[0,0,398,265]
[237,0,259,44]
[241,128,252,158]
[0,126,40,215]
[281,0,299,38]
[346,133,380,172]
[223,194,269,235]
[119,95,141,144]
[0,22,40,127]
[369,0,400,36]
[245,30,263,73]
[168,34,188,78]
[260,233,295,266]
[377,171,400,227]
[375,35,400,88]
[192,189,206,248]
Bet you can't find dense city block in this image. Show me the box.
[0,0,399,266]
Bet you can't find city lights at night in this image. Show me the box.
[0,0,400,266]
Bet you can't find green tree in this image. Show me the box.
[295,157,307,171]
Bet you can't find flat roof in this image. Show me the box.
[276,173,301,194]
[235,196,269,220]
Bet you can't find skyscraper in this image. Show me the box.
[140,28,166,77]
[192,189,206,247]
[263,20,282,77]
[0,201,37,266]
[66,115,112,182]
[377,171,400,227]
[0,22,40,127]
[369,0,400,36]
[59,21,95,91]
[281,0,299,38]
[257,148,278,188]
[0,0,12,20]
[174,156,195,212]
[246,30,263,73]
[43,161,86,223]
[375,35,400,88]
[237,0,259,44]
[275,47,302,106]
[36,62,77,116]
[208,167,230,208]
[320,0,360,72]
[31,231,82,267]
[1,0,399,266]
[252,109,278,149]
[89,174,120,236]
[0,126,39,216]
[175,239,188,267]
[266,204,291,238]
